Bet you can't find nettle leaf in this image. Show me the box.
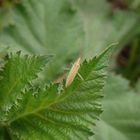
[0,52,50,122]
[0,47,112,140]
[90,74,140,140]
[72,0,140,58]
[0,0,84,80]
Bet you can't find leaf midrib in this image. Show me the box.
[8,76,87,123]
[9,63,102,126]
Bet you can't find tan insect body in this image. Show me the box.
[65,57,81,87]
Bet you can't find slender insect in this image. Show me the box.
[65,57,81,87]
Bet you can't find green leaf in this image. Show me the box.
[0,0,84,80]
[72,0,140,58]
[0,52,50,122]
[0,47,112,140]
[90,74,140,140]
